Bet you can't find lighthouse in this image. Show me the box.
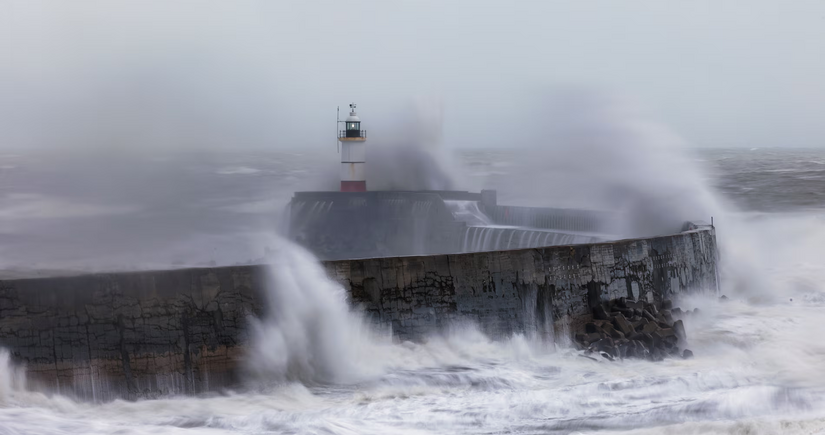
[338,103,367,192]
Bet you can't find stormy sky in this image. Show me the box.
[1,0,825,150]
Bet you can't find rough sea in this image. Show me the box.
[3,146,825,434]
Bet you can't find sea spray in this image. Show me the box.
[367,96,459,192]
[245,239,393,385]
[515,92,787,305]
[511,91,724,238]
[0,349,25,404]
[243,237,557,387]
[315,98,460,193]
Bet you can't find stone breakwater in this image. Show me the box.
[575,297,693,362]
[0,227,718,401]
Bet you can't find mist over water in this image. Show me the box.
[503,92,724,238]
[0,100,456,277]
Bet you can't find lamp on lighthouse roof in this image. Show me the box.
[338,103,367,192]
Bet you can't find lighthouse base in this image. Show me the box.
[340,181,367,192]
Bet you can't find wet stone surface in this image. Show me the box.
[575,297,693,362]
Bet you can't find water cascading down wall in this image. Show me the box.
[287,190,613,260]
[0,226,718,401]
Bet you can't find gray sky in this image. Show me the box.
[2,0,825,150]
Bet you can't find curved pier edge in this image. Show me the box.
[0,225,718,401]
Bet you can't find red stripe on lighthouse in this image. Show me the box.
[340,181,366,192]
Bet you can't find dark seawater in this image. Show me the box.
[461,148,825,213]
[706,148,825,212]
[3,148,825,435]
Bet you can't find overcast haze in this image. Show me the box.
[2,1,825,151]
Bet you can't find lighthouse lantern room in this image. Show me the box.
[338,103,367,192]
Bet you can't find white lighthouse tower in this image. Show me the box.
[338,103,367,192]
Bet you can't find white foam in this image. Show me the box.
[443,200,493,226]
[0,349,25,404]
[244,239,395,385]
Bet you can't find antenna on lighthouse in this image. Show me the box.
[336,106,340,153]
[337,102,367,192]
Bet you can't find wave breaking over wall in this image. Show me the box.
[0,349,25,404]
[245,241,391,386]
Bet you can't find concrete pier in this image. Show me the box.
[0,226,718,401]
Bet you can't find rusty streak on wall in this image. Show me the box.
[0,228,718,401]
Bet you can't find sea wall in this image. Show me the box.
[0,266,267,401]
[0,227,718,401]
[326,226,718,341]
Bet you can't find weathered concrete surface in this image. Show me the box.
[0,228,718,400]
[329,227,719,341]
[0,266,266,401]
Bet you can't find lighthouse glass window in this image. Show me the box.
[347,122,359,130]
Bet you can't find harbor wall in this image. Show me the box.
[0,227,718,401]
